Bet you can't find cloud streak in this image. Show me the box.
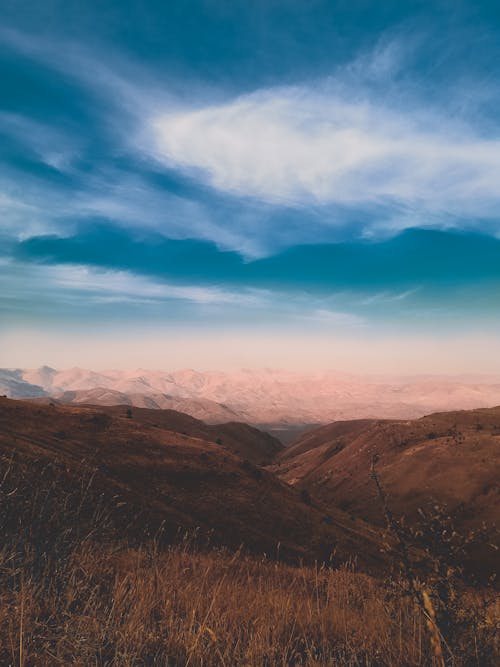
[0,258,267,308]
[152,82,500,231]
[0,255,375,333]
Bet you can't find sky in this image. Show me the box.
[1,0,500,372]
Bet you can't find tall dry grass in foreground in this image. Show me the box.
[0,540,498,666]
[0,454,497,665]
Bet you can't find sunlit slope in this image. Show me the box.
[273,407,500,573]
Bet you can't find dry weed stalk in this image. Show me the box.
[370,458,446,666]
[371,456,498,667]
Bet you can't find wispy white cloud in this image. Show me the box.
[358,288,420,306]
[0,165,262,255]
[2,25,500,252]
[0,257,374,327]
[0,112,80,171]
[302,308,365,327]
[45,264,255,305]
[0,258,266,307]
[0,191,62,239]
[152,82,500,228]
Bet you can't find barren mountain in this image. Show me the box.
[3,366,500,425]
[52,388,240,423]
[0,368,46,398]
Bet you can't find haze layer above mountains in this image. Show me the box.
[3,366,500,428]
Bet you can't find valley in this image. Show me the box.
[0,395,497,665]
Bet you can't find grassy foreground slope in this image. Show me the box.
[0,398,497,665]
[1,538,497,666]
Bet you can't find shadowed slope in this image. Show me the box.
[87,403,284,464]
[0,398,382,568]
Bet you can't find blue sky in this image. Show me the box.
[1,1,500,371]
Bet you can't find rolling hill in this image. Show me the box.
[0,397,383,569]
[272,407,500,575]
[56,401,285,465]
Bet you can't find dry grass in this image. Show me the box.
[0,537,498,665]
[0,441,497,665]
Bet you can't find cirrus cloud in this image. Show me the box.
[152,83,500,233]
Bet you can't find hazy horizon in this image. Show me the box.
[3,330,500,375]
[7,362,500,379]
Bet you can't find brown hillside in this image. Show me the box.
[279,419,378,463]
[0,397,383,569]
[273,407,500,575]
[89,403,284,464]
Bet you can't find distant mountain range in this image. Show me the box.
[2,366,500,426]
